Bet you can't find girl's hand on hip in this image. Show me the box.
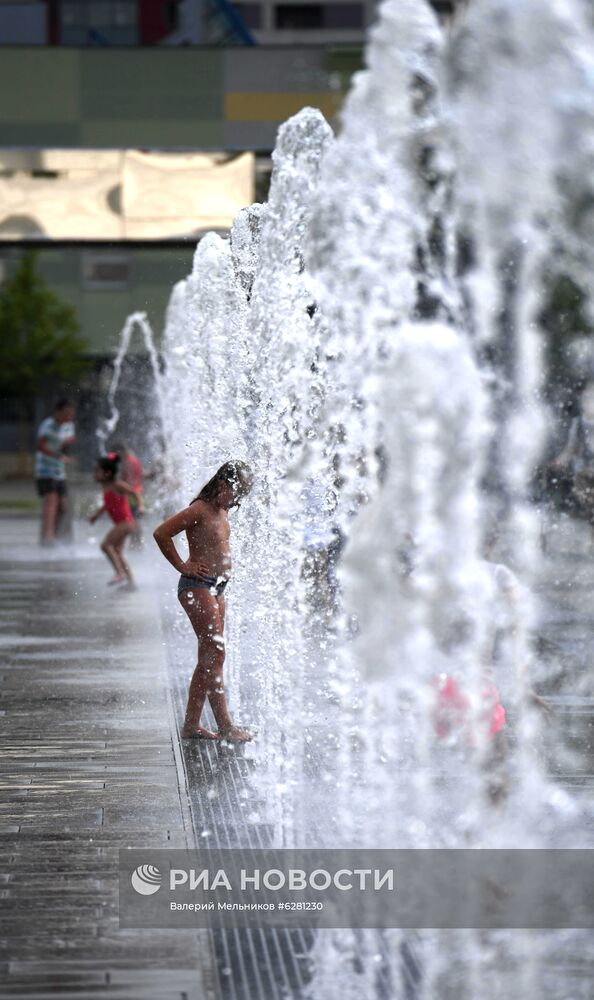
[183,560,210,577]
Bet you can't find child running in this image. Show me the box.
[112,439,145,548]
[88,453,139,591]
[153,460,253,743]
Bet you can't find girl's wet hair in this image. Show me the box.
[191,460,253,505]
[96,452,120,481]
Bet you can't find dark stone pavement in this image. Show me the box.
[1,487,594,999]
[0,510,214,999]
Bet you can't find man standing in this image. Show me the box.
[35,399,76,545]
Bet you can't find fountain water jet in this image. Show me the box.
[97,311,168,464]
[116,0,594,994]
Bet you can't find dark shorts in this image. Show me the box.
[36,478,67,498]
[178,573,228,598]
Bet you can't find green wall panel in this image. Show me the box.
[14,247,195,355]
[79,119,224,147]
[80,51,223,120]
[0,123,81,145]
[0,47,355,150]
[0,51,79,122]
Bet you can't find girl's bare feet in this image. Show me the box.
[218,725,253,743]
[181,724,220,740]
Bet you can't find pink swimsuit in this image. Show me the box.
[103,489,134,525]
[432,674,505,744]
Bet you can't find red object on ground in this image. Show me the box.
[432,674,505,743]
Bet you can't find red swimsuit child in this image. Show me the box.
[103,489,135,525]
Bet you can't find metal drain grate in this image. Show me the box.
[162,596,422,1000]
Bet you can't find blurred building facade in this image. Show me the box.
[0,0,455,45]
[0,38,356,472]
[0,0,453,473]
[0,0,371,46]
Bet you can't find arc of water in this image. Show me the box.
[97,311,168,457]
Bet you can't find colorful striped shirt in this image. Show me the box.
[35,418,75,480]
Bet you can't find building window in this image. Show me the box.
[275,4,322,29]
[60,1,138,44]
[230,3,262,30]
[274,3,363,30]
[164,1,180,29]
[323,2,363,28]
[0,3,47,44]
[82,252,130,290]
[113,1,135,25]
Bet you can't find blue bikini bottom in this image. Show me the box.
[177,573,228,598]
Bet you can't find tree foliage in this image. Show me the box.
[0,251,88,407]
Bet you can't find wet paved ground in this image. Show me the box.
[1,492,594,999]
[0,510,214,999]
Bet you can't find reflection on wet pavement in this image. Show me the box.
[0,514,213,999]
[1,506,593,998]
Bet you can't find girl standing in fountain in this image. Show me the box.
[153,461,254,743]
[88,453,139,591]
